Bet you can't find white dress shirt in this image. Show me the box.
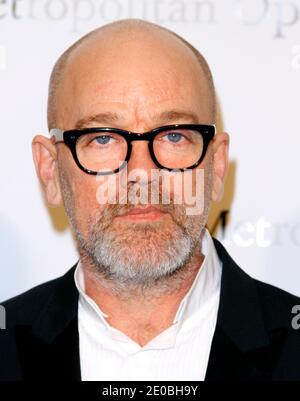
[75,228,222,381]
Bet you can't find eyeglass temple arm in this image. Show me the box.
[49,128,64,143]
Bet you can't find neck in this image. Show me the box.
[79,246,205,346]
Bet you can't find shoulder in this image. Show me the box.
[1,265,77,328]
[213,237,300,328]
[0,265,78,380]
[254,277,300,328]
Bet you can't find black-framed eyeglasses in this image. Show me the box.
[50,124,215,175]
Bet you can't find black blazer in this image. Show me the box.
[1,239,300,381]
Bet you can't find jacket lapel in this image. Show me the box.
[205,240,287,381]
[15,266,81,381]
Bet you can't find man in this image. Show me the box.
[1,19,300,381]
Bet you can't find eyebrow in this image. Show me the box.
[153,110,199,125]
[74,109,199,130]
[74,112,121,129]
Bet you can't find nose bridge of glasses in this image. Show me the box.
[126,131,153,155]
[126,131,153,143]
[126,132,158,171]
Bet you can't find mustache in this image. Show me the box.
[101,200,185,223]
[102,180,183,214]
[95,184,188,231]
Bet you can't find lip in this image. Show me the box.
[117,206,167,221]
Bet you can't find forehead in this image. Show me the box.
[57,30,212,128]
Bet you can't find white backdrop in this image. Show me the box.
[1,0,300,302]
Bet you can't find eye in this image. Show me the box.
[93,135,115,145]
[162,132,185,143]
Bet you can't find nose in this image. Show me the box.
[126,140,159,185]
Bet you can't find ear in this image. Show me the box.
[32,135,62,207]
[211,132,230,202]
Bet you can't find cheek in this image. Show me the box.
[184,169,205,207]
[94,173,124,205]
[167,165,212,215]
[203,152,214,195]
[157,170,202,206]
[71,172,106,224]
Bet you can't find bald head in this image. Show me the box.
[47,19,216,131]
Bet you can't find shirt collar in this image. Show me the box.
[173,228,222,328]
[74,228,222,333]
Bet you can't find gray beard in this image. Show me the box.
[58,161,212,299]
[67,197,209,300]
[75,212,205,296]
